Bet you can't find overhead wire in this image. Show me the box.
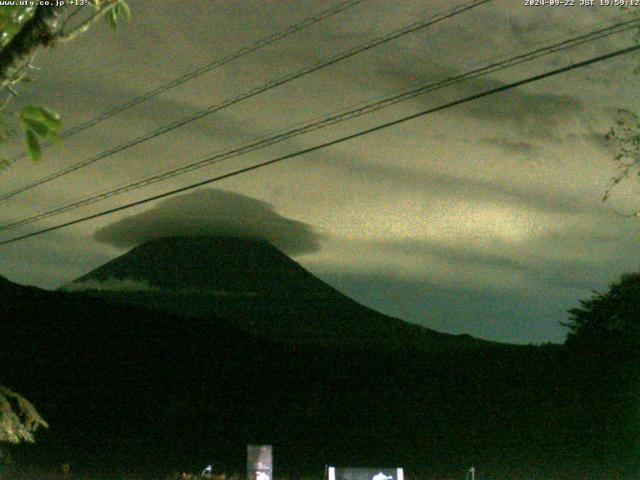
[0,0,491,203]
[3,0,366,165]
[0,16,637,233]
[1,41,638,246]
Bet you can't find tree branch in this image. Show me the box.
[0,6,64,88]
[0,386,48,444]
[57,0,119,43]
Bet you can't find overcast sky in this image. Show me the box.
[1,0,639,344]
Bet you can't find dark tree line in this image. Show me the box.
[562,271,640,350]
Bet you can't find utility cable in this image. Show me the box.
[3,0,366,165]
[0,0,491,202]
[0,17,636,233]
[1,41,637,246]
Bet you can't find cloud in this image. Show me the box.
[320,155,593,216]
[61,278,261,297]
[373,57,584,139]
[61,278,159,293]
[507,14,569,47]
[579,131,612,152]
[369,229,628,291]
[482,137,540,156]
[93,189,322,255]
[464,84,583,129]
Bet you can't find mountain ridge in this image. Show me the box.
[65,236,498,350]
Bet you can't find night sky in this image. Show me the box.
[1,0,639,344]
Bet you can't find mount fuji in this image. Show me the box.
[65,236,491,350]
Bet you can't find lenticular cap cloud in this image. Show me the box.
[93,189,322,255]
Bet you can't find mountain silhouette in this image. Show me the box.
[65,236,490,350]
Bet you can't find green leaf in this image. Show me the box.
[19,105,40,118]
[46,130,61,145]
[105,1,131,29]
[38,107,62,130]
[106,8,117,29]
[20,105,62,130]
[117,0,131,22]
[16,106,63,160]
[25,129,41,162]
[89,0,106,10]
[21,118,49,137]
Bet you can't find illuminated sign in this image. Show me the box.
[326,467,404,480]
[247,444,272,480]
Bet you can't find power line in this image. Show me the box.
[3,0,366,165]
[1,17,637,233]
[0,0,491,203]
[1,42,638,246]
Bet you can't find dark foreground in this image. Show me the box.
[1,278,637,480]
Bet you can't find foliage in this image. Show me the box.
[18,104,62,162]
[106,0,131,30]
[0,0,129,447]
[562,272,640,348]
[0,385,48,444]
[621,3,640,46]
[0,0,130,163]
[603,109,640,213]
[0,6,37,49]
[602,6,640,213]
